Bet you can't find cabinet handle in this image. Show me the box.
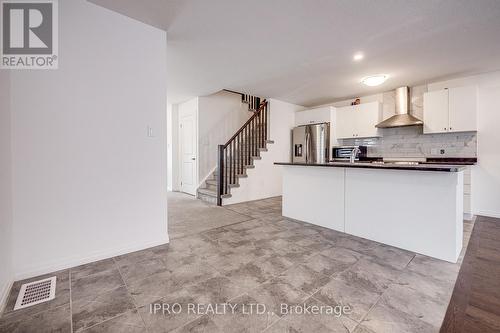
[444,128,447,131]
[449,127,452,130]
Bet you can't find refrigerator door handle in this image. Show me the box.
[304,131,309,163]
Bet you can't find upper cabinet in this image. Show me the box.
[295,107,332,126]
[335,102,382,139]
[294,106,337,147]
[423,86,477,134]
[448,86,477,132]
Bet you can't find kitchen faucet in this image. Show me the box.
[350,146,360,163]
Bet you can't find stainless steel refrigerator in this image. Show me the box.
[292,123,330,163]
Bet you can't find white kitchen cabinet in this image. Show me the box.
[295,107,332,126]
[423,86,477,134]
[335,102,381,139]
[449,86,477,132]
[335,105,357,139]
[423,89,449,134]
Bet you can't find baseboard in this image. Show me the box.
[0,279,13,316]
[474,210,500,219]
[13,235,170,281]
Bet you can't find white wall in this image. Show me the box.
[198,91,251,184]
[10,0,168,279]
[225,99,303,204]
[428,71,500,218]
[0,72,13,309]
[268,99,304,163]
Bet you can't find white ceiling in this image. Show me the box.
[90,0,500,106]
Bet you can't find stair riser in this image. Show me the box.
[205,183,217,191]
[198,193,217,205]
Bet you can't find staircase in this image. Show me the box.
[197,93,272,205]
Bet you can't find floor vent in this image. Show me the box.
[14,277,56,310]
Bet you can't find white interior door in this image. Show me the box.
[180,113,197,195]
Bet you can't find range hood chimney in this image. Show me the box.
[375,86,423,128]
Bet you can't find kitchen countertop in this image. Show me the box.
[274,161,468,172]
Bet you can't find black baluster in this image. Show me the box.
[238,134,242,175]
[250,119,253,159]
[217,145,224,206]
[247,125,250,165]
[232,141,236,184]
[224,147,228,195]
[264,103,267,141]
[230,142,233,185]
[252,117,256,157]
[261,105,264,147]
[258,111,261,148]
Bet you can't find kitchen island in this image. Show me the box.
[275,162,465,262]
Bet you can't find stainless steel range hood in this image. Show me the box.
[375,86,423,128]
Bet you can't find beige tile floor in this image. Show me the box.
[0,194,473,333]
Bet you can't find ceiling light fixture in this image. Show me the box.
[362,74,388,86]
[353,53,364,61]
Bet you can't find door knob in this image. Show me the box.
[191,157,196,160]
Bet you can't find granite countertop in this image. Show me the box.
[274,161,468,172]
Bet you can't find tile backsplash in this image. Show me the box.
[339,126,477,158]
[337,84,478,158]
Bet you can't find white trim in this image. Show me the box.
[463,213,474,221]
[0,279,14,315]
[13,236,169,281]
[474,210,500,219]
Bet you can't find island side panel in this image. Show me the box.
[282,166,345,232]
[345,168,464,263]
[454,170,464,260]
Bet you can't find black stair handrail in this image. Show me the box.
[223,89,261,112]
[217,100,268,206]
